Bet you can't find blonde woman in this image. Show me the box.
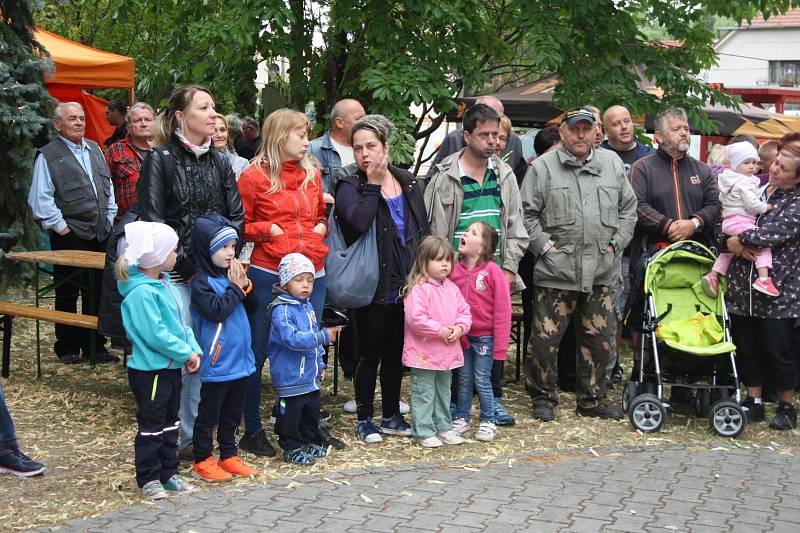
[236,108,329,455]
[212,114,249,179]
[138,84,244,458]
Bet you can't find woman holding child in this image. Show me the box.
[334,115,430,444]
[724,143,800,431]
[236,109,329,456]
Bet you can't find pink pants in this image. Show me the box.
[713,214,772,275]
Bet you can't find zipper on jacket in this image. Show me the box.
[292,192,304,254]
[671,159,684,219]
[163,279,189,341]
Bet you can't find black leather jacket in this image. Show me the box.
[137,134,244,279]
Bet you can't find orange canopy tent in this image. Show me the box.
[35,27,136,145]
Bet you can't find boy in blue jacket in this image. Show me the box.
[269,253,340,465]
[190,215,259,482]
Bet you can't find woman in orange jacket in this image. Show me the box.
[236,109,328,456]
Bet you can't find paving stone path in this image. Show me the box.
[40,444,800,532]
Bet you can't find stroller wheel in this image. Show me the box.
[629,393,666,433]
[695,389,711,418]
[709,400,746,438]
[622,382,638,413]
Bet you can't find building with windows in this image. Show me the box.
[704,9,800,114]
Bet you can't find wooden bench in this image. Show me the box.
[0,301,98,378]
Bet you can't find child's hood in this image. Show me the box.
[118,267,166,297]
[191,214,238,277]
[267,284,304,314]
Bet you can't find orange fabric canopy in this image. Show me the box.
[35,27,135,89]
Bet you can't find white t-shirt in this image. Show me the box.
[330,137,355,167]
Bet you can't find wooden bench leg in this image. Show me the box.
[2,315,12,378]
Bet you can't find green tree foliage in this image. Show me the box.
[31,0,800,171]
[0,0,52,250]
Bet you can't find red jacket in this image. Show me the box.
[237,161,328,271]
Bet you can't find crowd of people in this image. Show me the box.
[0,85,798,500]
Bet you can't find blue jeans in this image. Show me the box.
[243,268,326,433]
[455,335,495,423]
[0,381,18,451]
[174,282,200,450]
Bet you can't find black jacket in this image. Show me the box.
[628,148,721,274]
[137,134,244,280]
[334,164,430,305]
[98,206,139,340]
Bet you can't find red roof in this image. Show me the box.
[742,7,800,27]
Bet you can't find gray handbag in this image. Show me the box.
[324,211,379,308]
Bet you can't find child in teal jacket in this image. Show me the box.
[117,221,201,500]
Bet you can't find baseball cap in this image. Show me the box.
[563,107,596,126]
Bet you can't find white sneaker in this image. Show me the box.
[451,418,470,435]
[475,421,497,442]
[436,429,464,445]
[399,400,410,415]
[417,436,443,448]
[343,399,357,413]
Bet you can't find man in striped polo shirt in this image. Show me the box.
[424,103,529,426]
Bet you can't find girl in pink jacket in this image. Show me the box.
[402,236,472,448]
[450,222,512,443]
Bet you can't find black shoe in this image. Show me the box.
[239,429,277,457]
[577,403,624,420]
[316,426,346,450]
[741,396,765,422]
[91,347,120,364]
[58,354,86,364]
[769,401,797,430]
[532,403,555,422]
[611,363,624,384]
[0,449,45,477]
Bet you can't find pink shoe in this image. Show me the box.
[701,273,719,298]
[753,278,780,297]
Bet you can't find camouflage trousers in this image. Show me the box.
[525,286,614,409]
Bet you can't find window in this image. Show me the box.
[769,61,800,86]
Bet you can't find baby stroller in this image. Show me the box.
[622,240,745,437]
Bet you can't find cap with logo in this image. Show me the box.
[563,107,596,126]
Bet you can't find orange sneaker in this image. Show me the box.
[192,457,233,482]
[218,456,258,477]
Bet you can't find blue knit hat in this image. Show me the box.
[209,227,238,255]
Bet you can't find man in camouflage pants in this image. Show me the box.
[519,108,637,422]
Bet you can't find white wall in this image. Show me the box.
[706,28,800,86]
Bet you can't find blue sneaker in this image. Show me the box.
[380,414,412,437]
[0,449,45,477]
[356,418,383,444]
[493,397,515,426]
[302,442,328,458]
[283,447,315,465]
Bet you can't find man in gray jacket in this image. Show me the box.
[520,107,637,422]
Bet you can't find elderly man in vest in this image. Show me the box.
[28,102,118,364]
